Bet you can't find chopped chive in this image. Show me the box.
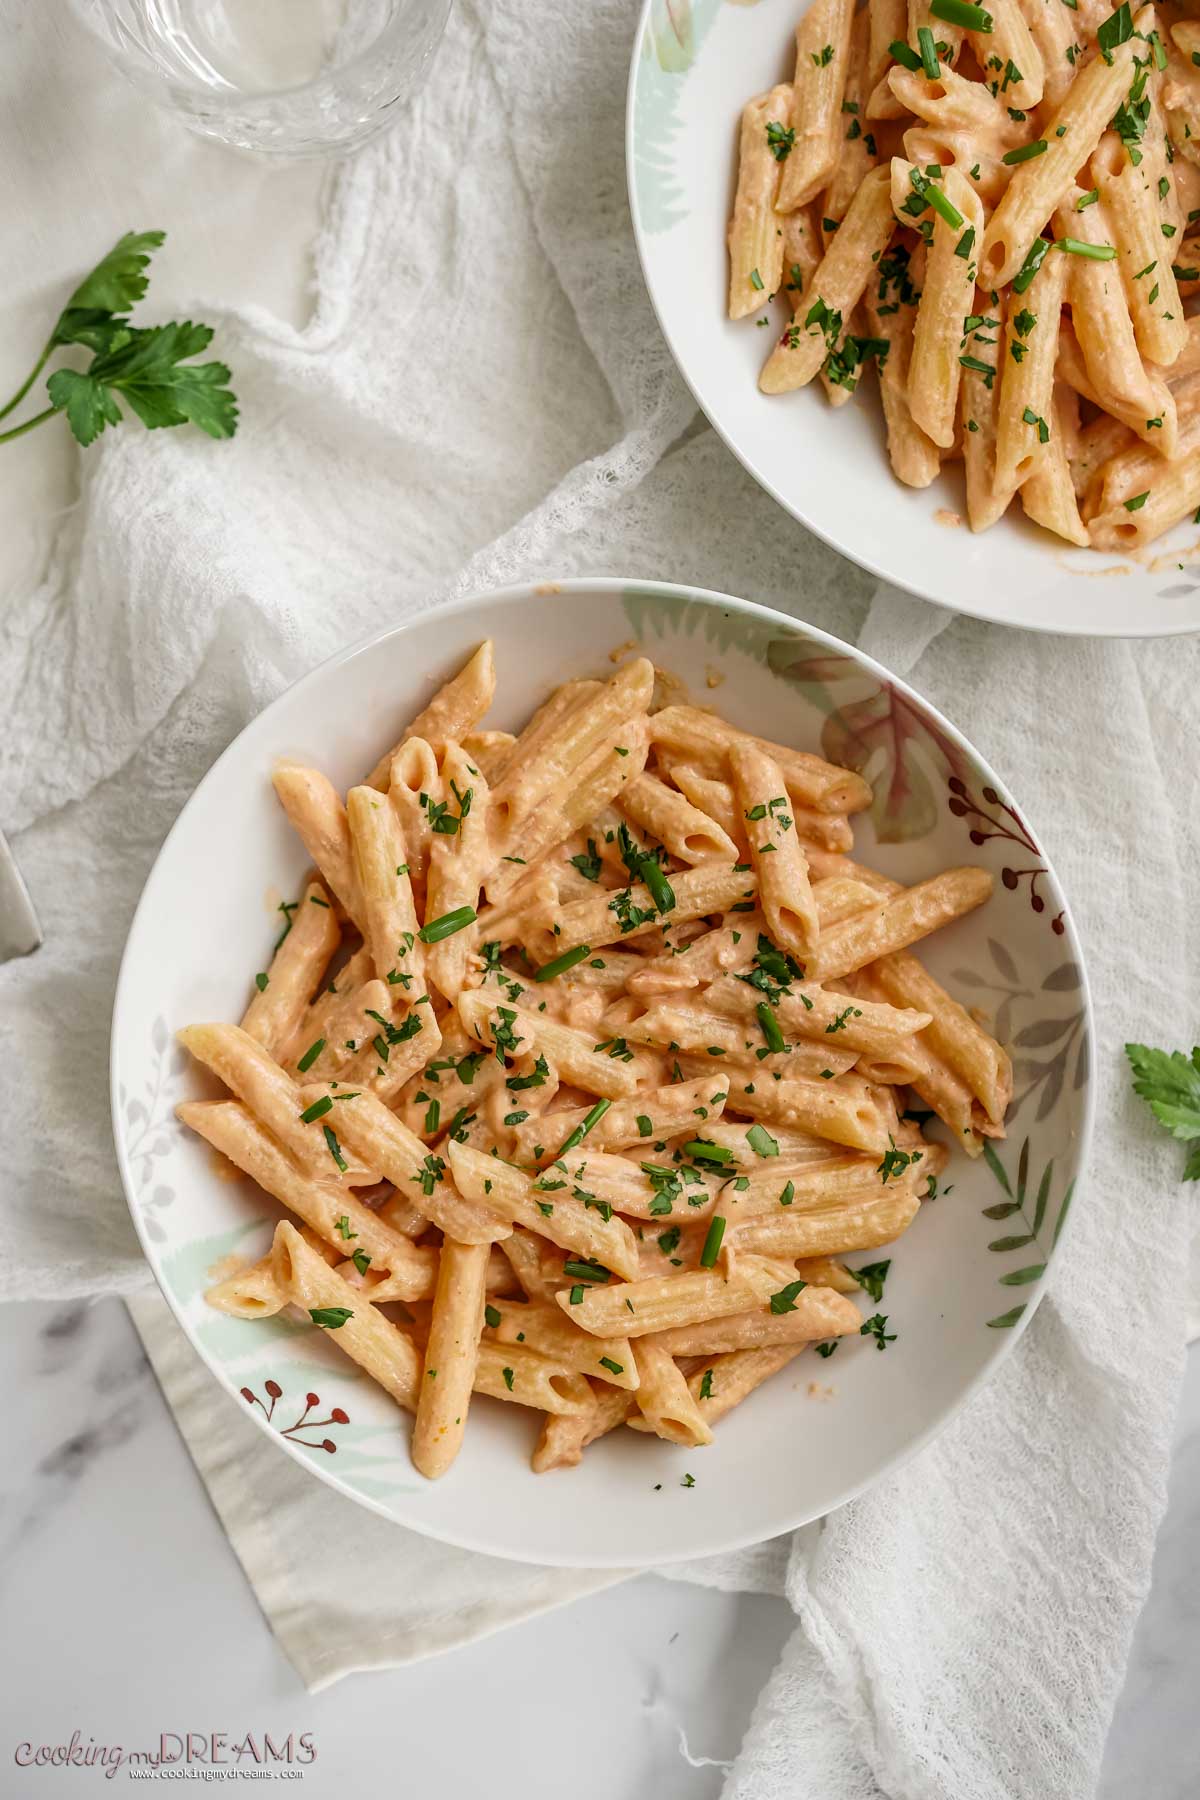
[755,1001,785,1055]
[1012,235,1051,293]
[535,944,592,982]
[563,1259,609,1283]
[780,1180,795,1206]
[1076,189,1099,211]
[558,1098,611,1155]
[296,1037,325,1073]
[699,1215,727,1267]
[954,225,976,259]
[300,1095,333,1123]
[682,1138,733,1162]
[418,906,477,944]
[917,24,940,76]
[484,1304,502,1329]
[1056,238,1116,260]
[749,268,764,291]
[1123,491,1149,511]
[1002,139,1046,166]
[323,1124,347,1172]
[931,0,992,25]
[889,38,922,71]
[598,1356,624,1376]
[569,1285,584,1305]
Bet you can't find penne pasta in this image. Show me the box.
[240,880,340,1059]
[777,0,857,212]
[364,641,496,790]
[728,86,791,318]
[413,1239,489,1478]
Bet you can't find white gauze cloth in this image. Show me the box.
[2,3,1198,1797]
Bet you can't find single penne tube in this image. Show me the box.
[460,728,515,780]
[961,295,1014,532]
[761,164,894,393]
[626,1339,713,1447]
[509,1077,730,1164]
[1068,407,1136,499]
[869,949,1012,1123]
[781,205,825,314]
[448,1141,642,1280]
[240,881,340,1058]
[665,761,854,854]
[778,0,856,211]
[412,1239,490,1478]
[1015,0,1079,109]
[811,873,884,925]
[271,1221,423,1409]
[729,740,820,960]
[484,724,648,904]
[474,1343,593,1414]
[177,1099,438,1298]
[543,1148,717,1220]
[556,1255,785,1339]
[484,1300,638,1390]
[364,641,495,789]
[654,1283,863,1355]
[804,867,994,981]
[387,736,440,897]
[536,862,755,958]
[902,163,985,449]
[1082,409,1200,519]
[969,0,1043,111]
[271,761,360,923]
[455,990,647,1099]
[823,9,877,228]
[675,1119,840,1167]
[729,1186,922,1258]
[1020,383,1091,545]
[488,658,654,848]
[423,743,491,1000]
[1055,308,1177,456]
[728,85,791,317]
[685,1343,807,1423]
[304,1084,506,1242]
[648,707,871,814]
[531,1380,637,1470]
[702,971,931,1054]
[1088,442,1200,550]
[693,1153,912,1222]
[499,1227,560,1303]
[887,61,1015,136]
[487,679,602,787]
[864,241,941,490]
[792,1255,861,1293]
[206,1222,347,1318]
[621,770,737,865]
[178,1022,378,1185]
[994,244,1068,493]
[346,783,425,992]
[980,17,1151,287]
[853,965,989,1153]
[627,1001,858,1079]
[721,1070,893,1152]
[1092,130,1186,368]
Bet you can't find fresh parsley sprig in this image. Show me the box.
[0,230,237,449]
[1126,1042,1200,1179]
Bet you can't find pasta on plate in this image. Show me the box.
[729,0,1200,553]
[178,641,1013,1479]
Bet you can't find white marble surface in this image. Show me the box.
[0,1295,1196,1797]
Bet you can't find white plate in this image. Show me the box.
[111,578,1093,1566]
[626,0,1200,636]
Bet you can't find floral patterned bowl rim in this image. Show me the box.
[110,577,1094,1567]
[625,0,1200,637]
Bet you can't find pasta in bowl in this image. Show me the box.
[628,0,1200,632]
[112,579,1092,1565]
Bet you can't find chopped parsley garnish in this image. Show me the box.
[323,1125,347,1171]
[507,1054,549,1091]
[861,1313,897,1350]
[766,120,795,161]
[484,1304,502,1329]
[570,839,602,882]
[826,1004,862,1035]
[254,972,269,992]
[746,1123,779,1158]
[699,1369,714,1400]
[769,1278,808,1315]
[877,1137,923,1183]
[309,1307,352,1329]
[851,1260,891,1302]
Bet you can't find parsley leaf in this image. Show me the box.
[1125,1043,1200,1178]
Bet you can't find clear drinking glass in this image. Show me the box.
[67,0,452,157]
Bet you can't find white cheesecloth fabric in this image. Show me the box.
[2,3,1198,1796]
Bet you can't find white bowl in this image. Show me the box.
[111,578,1093,1566]
[626,0,1200,636]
